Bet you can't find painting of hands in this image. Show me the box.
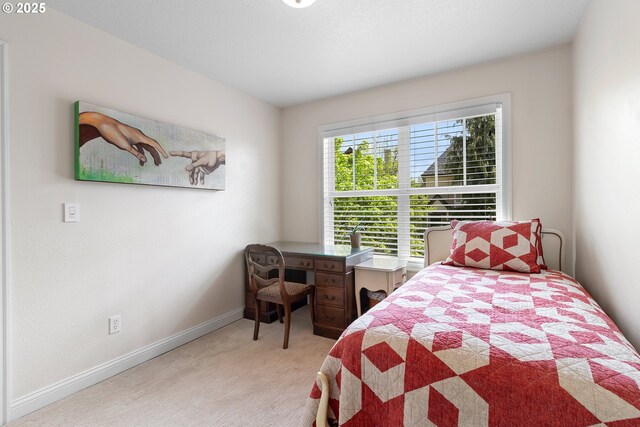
[75,101,225,190]
[170,150,226,186]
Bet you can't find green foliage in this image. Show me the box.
[333,137,401,254]
[79,166,135,183]
[445,116,497,217]
[334,139,398,191]
[334,196,398,254]
[409,193,433,256]
[331,116,496,257]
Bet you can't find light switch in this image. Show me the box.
[64,202,80,223]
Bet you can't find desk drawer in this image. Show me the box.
[266,255,278,265]
[316,272,344,288]
[285,256,314,270]
[316,305,345,329]
[249,254,265,264]
[316,286,344,307]
[315,258,344,273]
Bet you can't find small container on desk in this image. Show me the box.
[354,257,407,316]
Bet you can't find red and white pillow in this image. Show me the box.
[443,219,546,273]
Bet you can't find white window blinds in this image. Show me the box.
[321,98,508,263]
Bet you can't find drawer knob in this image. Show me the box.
[325,295,335,301]
[326,315,336,321]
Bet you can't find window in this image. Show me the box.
[321,96,510,265]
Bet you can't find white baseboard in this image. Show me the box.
[9,307,245,421]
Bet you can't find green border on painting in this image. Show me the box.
[74,101,80,180]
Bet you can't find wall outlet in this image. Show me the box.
[109,315,121,335]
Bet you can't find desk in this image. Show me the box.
[243,242,373,339]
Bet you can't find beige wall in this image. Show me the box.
[0,11,281,401]
[282,45,574,272]
[573,0,640,350]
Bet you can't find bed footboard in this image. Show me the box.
[315,372,329,427]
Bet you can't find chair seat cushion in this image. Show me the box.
[257,281,312,301]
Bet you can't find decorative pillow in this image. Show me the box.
[443,219,543,273]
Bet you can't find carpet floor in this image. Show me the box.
[9,306,335,426]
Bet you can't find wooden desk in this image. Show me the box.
[243,242,373,339]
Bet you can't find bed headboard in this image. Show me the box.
[423,225,565,272]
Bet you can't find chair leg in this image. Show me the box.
[276,304,283,323]
[253,298,261,341]
[283,303,292,349]
[309,292,315,324]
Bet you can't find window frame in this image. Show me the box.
[317,94,512,267]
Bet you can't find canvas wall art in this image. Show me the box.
[74,101,225,190]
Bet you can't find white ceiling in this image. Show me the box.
[48,0,588,107]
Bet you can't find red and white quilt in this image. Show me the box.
[303,264,640,426]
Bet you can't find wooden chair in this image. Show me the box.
[244,244,315,349]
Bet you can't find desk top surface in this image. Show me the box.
[268,241,373,258]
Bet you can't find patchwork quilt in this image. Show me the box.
[303,264,640,426]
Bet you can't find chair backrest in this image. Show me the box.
[244,244,286,295]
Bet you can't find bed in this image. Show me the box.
[303,225,640,426]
